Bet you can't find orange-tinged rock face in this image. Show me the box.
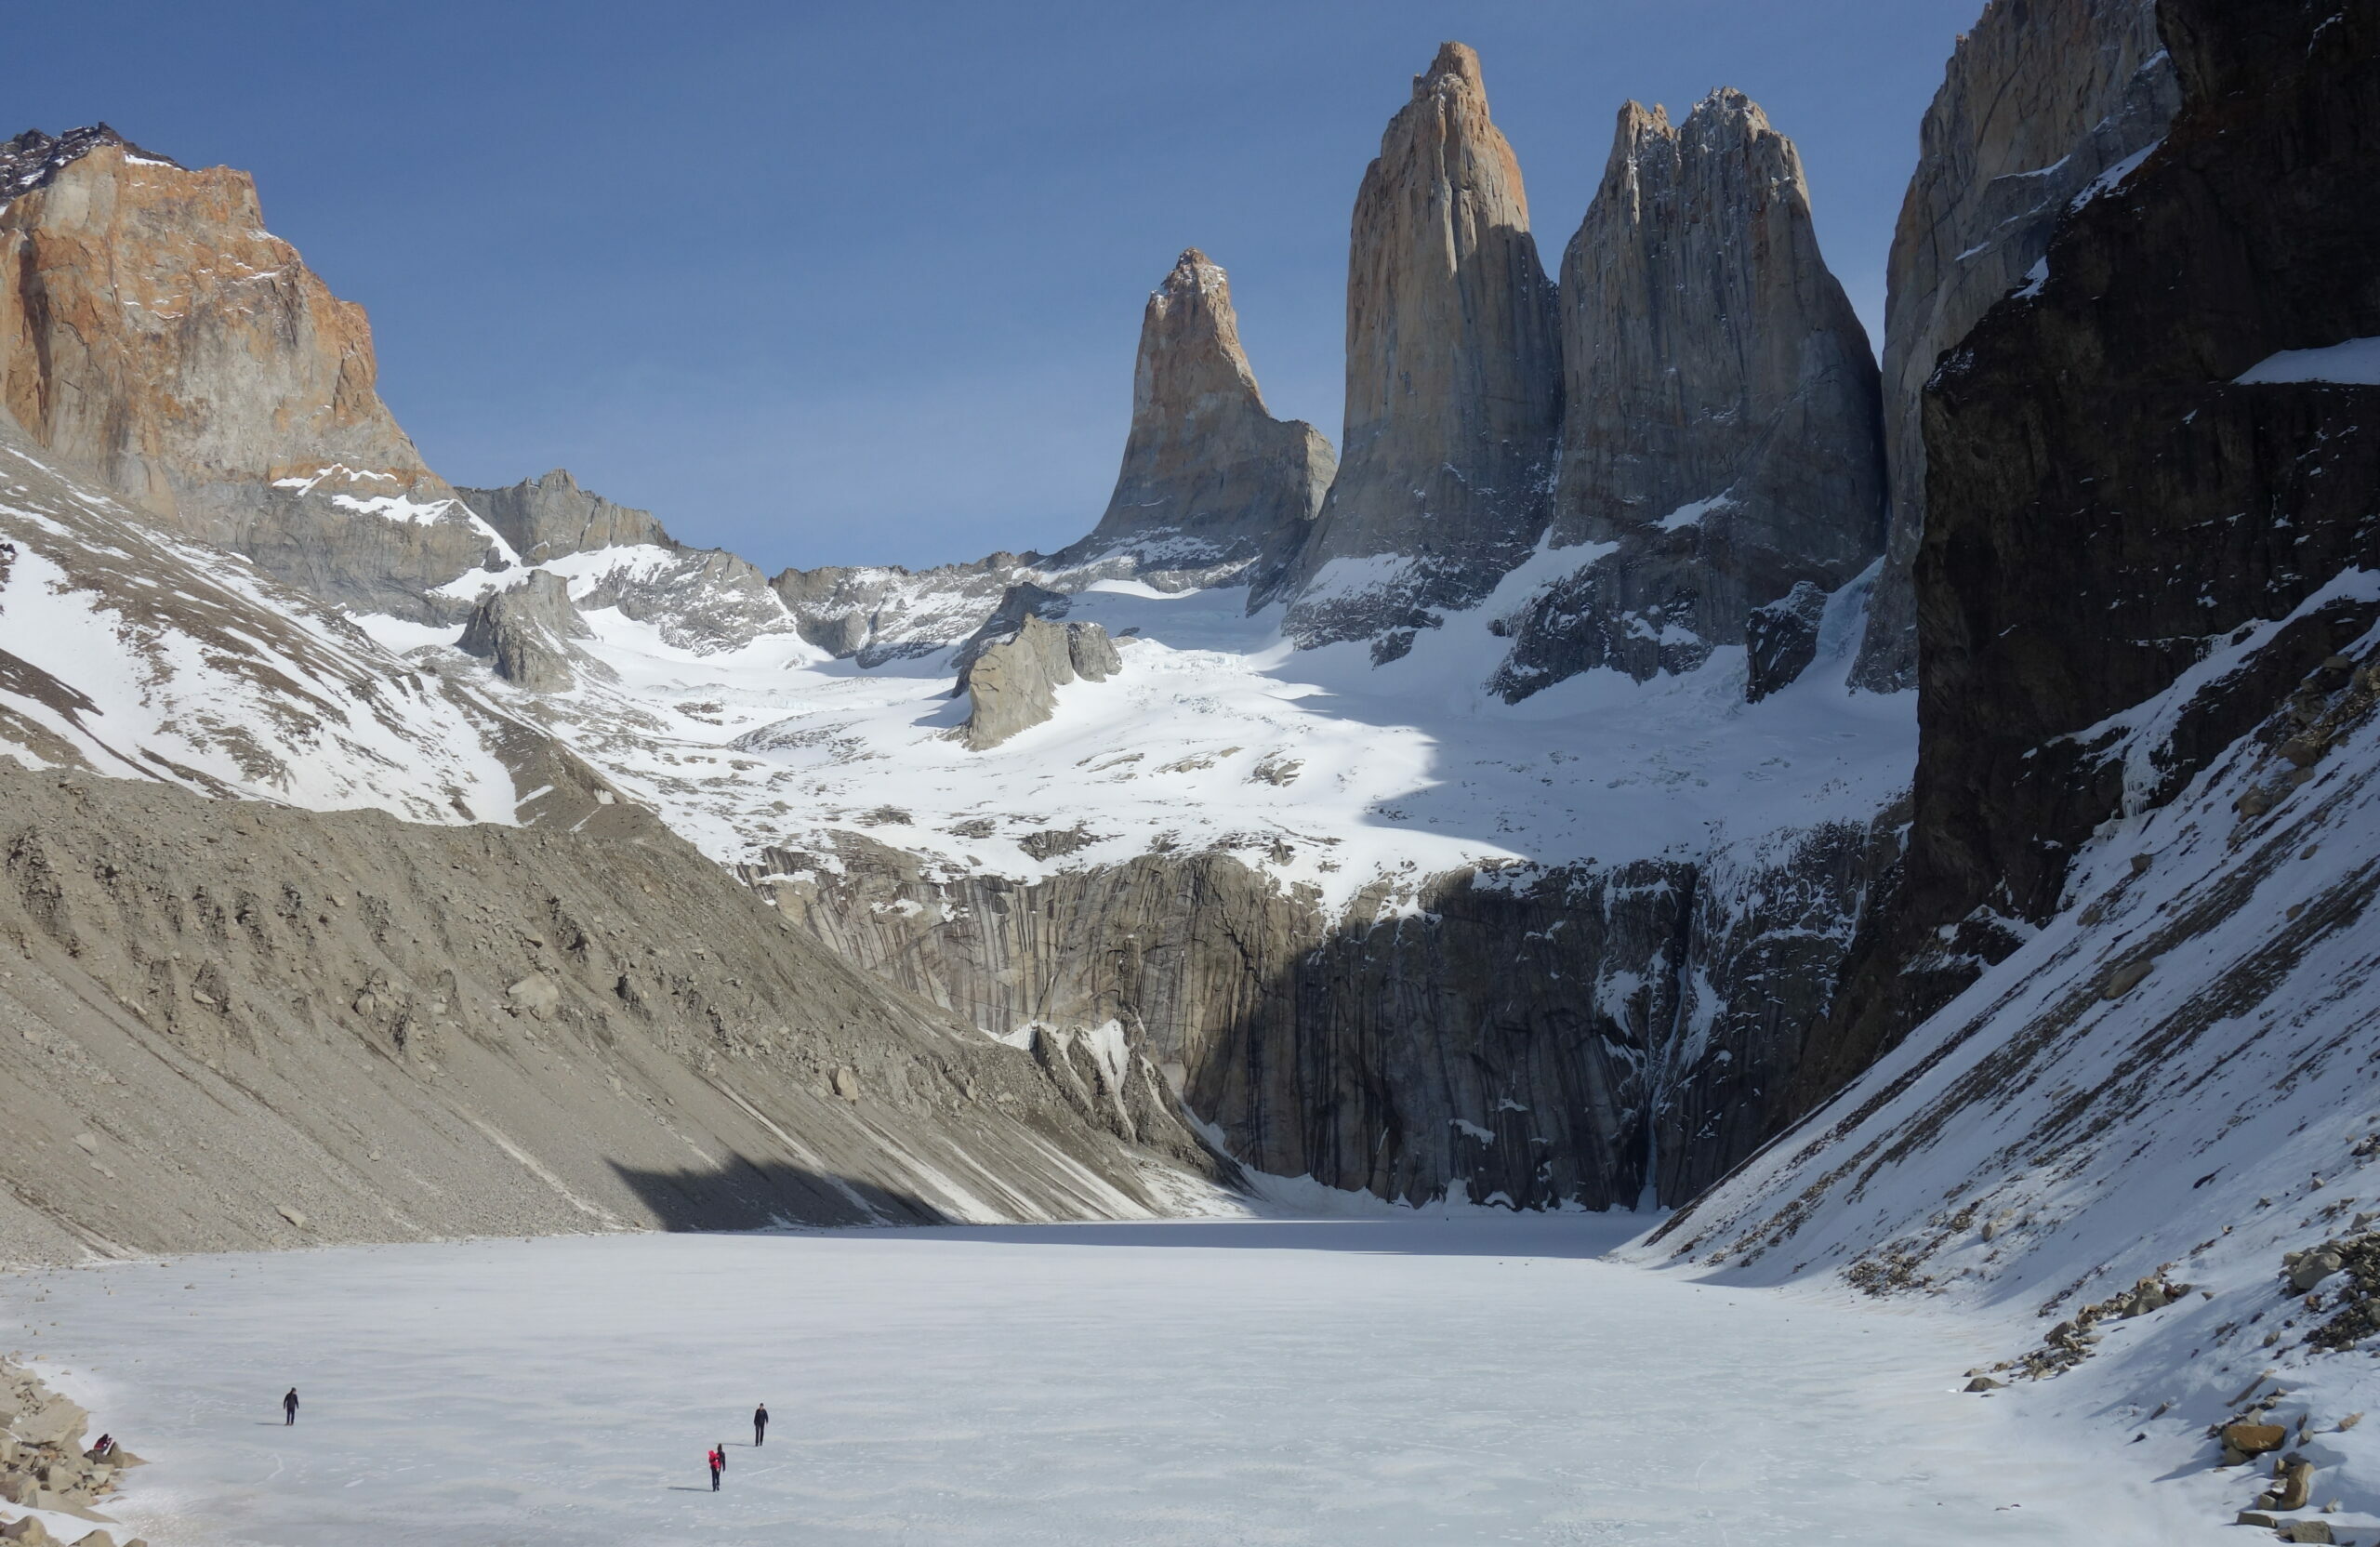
[0,142,431,529]
[0,139,515,618]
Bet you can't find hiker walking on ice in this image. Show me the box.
[283,1388,299,1426]
[754,1403,768,1448]
[707,1446,723,1490]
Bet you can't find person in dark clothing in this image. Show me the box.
[707,1447,722,1490]
[283,1389,299,1426]
[754,1404,768,1448]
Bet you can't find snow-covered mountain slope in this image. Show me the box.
[1636,600,2380,1538]
[377,541,1911,909]
[1635,6,2380,1533]
[0,427,539,824]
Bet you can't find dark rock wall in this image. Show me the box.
[761,816,1887,1207]
[1795,0,2380,1110]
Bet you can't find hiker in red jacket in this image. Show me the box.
[707,1446,722,1491]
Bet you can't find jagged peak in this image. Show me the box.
[1601,88,1800,195]
[1683,86,1777,144]
[1,123,181,205]
[1412,41,1485,101]
[1158,247,1225,299]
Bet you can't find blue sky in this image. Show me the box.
[9,1,1981,573]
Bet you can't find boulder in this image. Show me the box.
[2268,1457,2316,1512]
[1964,1375,2005,1391]
[505,974,562,1020]
[2282,1521,2335,1544]
[2288,1248,2345,1291]
[2224,1422,2290,1457]
[0,1516,50,1544]
[2100,958,2156,999]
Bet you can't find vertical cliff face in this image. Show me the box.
[1494,91,1885,697]
[0,127,509,617]
[1793,0,2380,1107]
[1850,0,2178,692]
[1282,42,1562,654]
[755,798,1897,1210]
[1056,249,1334,588]
[457,469,670,563]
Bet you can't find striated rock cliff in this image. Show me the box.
[458,469,670,563]
[1850,0,2177,691]
[1796,0,2380,1108]
[756,806,1893,1207]
[0,127,508,617]
[1495,91,1885,697]
[1282,43,1562,654]
[1051,249,1334,590]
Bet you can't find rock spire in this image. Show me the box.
[1493,89,1885,697]
[1061,249,1334,588]
[1281,42,1562,654]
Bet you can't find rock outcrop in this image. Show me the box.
[959,615,1119,751]
[457,570,598,693]
[457,469,670,563]
[1049,250,1334,591]
[773,552,1042,665]
[0,765,1236,1265]
[1493,91,1885,697]
[567,547,799,654]
[0,127,506,617]
[1281,43,1562,653]
[1794,0,2380,1107]
[1850,0,2178,691]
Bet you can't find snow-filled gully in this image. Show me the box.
[5,1217,2237,1545]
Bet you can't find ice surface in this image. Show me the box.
[5,1217,2233,1545]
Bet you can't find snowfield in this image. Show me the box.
[5,1217,2245,1546]
[365,544,1913,913]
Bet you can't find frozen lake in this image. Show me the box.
[4,1215,2226,1545]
